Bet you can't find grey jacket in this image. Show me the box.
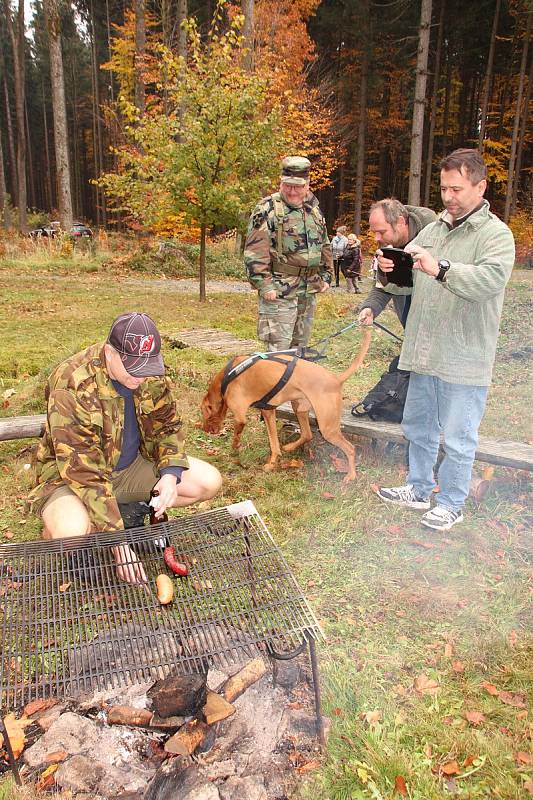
[386,201,515,385]
[360,205,437,322]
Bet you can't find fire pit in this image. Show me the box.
[0,501,325,783]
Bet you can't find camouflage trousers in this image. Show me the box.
[257,294,317,351]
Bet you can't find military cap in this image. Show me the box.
[280,156,311,185]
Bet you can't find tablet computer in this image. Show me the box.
[377,246,414,288]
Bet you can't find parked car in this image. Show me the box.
[29,221,93,239]
[70,222,93,238]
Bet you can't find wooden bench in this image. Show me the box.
[1,411,532,472]
[276,404,533,472]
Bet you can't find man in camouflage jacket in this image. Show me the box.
[29,312,222,583]
[244,156,333,351]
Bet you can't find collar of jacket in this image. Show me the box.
[438,199,490,230]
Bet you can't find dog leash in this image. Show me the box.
[306,318,403,360]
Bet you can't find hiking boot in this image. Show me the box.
[421,506,464,531]
[376,483,430,510]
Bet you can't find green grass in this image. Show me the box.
[0,244,531,799]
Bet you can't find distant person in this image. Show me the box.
[340,233,363,293]
[358,199,436,328]
[29,313,222,583]
[375,149,515,531]
[331,225,348,287]
[244,156,332,351]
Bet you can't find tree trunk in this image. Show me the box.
[504,11,531,223]
[241,0,254,71]
[6,0,27,232]
[0,134,12,229]
[134,0,146,115]
[90,0,106,226]
[44,0,73,231]
[441,51,451,156]
[199,222,207,301]
[3,77,17,205]
[41,80,54,211]
[423,0,444,207]
[478,0,501,152]
[353,39,368,235]
[408,0,432,205]
[510,55,533,216]
[25,100,36,208]
[177,0,188,60]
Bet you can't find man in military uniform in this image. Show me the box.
[244,156,332,351]
[28,312,222,584]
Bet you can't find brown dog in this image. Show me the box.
[201,327,372,481]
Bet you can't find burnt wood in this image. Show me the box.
[147,674,207,718]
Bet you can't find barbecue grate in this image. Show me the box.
[0,501,323,713]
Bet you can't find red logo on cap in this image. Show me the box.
[139,335,155,355]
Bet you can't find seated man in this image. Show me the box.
[28,312,222,583]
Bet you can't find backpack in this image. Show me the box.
[351,356,410,423]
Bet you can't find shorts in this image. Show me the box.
[35,454,159,517]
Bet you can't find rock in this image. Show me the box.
[55,754,105,793]
[34,704,65,731]
[145,763,220,800]
[148,674,207,718]
[272,660,300,689]
[201,759,236,782]
[24,712,100,768]
[218,776,267,800]
[284,708,331,745]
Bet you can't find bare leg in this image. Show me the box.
[42,492,146,584]
[168,455,222,507]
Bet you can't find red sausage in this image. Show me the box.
[163,546,188,577]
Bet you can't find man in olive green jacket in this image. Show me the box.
[29,312,222,583]
[375,149,515,531]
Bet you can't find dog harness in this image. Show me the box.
[221,350,301,411]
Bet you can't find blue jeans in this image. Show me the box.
[402,373,488,512]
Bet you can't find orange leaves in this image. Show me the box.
[0,713,32,758]
[394,775,408,795]
[452,661,466,673]
[482,681,526,707]
[433,759,460,777]
[360,709,381,727]
[482,681,499,696]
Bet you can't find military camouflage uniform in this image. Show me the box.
[28,343,189,533]
[244,188,332,351]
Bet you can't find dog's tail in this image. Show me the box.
[337,326,373,384]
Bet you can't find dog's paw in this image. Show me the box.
[342,472,357,483]
[263,461,279,472]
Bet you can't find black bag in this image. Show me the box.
[351,356,410,423]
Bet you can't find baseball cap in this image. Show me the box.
[107,312,165,377]
[280,156,311,186]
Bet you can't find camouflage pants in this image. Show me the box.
[257,294,317,351]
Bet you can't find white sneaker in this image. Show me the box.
[421,506,464,531]
[377,484,431,510]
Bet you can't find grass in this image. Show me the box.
[0,240,531,799]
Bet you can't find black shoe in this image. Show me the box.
[119,501,150,529]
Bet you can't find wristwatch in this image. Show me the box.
[436,259,451,282]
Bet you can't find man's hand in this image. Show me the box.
[319,281,330,293]
[405,243,439,277]
[150,473,178,518]
[262,289,277,301]
[112,543,147,585]
[358,308,374,326]
[376,249,395,274]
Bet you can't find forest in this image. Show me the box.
[0,0,531,247]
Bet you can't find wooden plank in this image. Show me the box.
[0,415,46,442]
[277,403,533,472]
[170,328,258,356]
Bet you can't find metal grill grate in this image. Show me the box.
[0,501,323,712]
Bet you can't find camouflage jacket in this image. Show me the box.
[244,191,333,299]
[28,343,189,532]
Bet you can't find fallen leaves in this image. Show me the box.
[432,760,460,776]
[394,775,407,795]
[329,453,348,473]
[452,660,465,674]
[498,691,526,708]
[465,711,486,726]
[360,709,381,727]
[515,751,533,765]
[524,779,533,796]
[281,458,304,470]
[321,492,335,500]
[482,681,499,696]
[58,582,71,593]
[414,674,440,696]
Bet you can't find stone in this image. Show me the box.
[24,712,100,768]
[55,754,105,793]
[148,674,207,718]
[218,776,267,800]
[145,762,220,800]
[284,708,331,745]
[272,659,300,689]
[35,704,65,731]
[201,759,236,782]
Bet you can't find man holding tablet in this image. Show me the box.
[376,149,515,531]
